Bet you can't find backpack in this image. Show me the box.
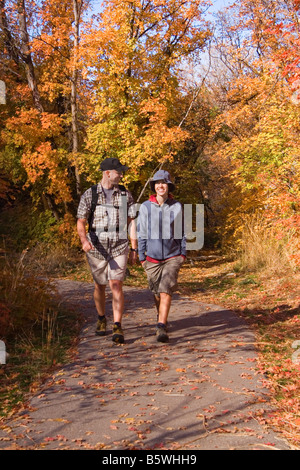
[88,184,127,232]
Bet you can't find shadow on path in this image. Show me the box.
[0,280,291,450]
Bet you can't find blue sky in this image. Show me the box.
[208,0,233,15]
[90,1,232,16]
[210,0,231,10]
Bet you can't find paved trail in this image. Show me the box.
[0,280,291,450]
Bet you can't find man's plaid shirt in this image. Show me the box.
[77,183,136,260]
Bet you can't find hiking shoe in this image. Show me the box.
[112,323,124,344]
[156,324,169,343]
[95,316,106,336]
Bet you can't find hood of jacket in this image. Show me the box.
[149,194,174,204]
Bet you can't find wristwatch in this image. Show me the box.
[130,248,138,253]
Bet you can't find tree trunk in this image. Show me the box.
[71,0,82,197]
[0,0,20,65]
[17,0,44,113]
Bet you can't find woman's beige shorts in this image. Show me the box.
[86,249,129,285]
[143,256,185,296]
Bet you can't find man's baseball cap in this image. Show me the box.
[100,158,129,172]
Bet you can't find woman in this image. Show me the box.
[138,170,186,343]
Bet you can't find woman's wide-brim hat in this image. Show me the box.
[149,170,175,193]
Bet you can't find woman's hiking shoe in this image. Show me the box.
[156,323,169,343]
[112,323,124,344]
[95,316,106,336]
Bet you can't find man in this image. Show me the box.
[77,157,137,344]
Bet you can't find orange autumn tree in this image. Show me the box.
[0,0,90,219]
[210,1,300,266]
[81,0,212,186]
[1,0,212,209]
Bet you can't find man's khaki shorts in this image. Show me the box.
[86,249,129,285]
[143,256,185,296]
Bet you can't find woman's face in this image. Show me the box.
[155,180,169,198]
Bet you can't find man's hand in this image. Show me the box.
[77,218,92,253]
[128,249,138,265]
[82,240,92,252]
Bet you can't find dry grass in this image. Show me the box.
[232,214,297,276]
[0,249,53,334]
[25,243,81,277]
[0,250,80,418]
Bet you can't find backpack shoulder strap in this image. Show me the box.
[88,184,98,232]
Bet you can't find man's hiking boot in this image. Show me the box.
[112,323,124,344]
[156,323,169,343]
[95,316,106,336]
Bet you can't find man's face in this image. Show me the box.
[108,169,123,185]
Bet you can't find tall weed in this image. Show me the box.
[0,249,52,334]
[234,214,296,275]
[0,249,80,417]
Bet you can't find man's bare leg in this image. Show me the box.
[109,280,124,324]
[94,283,106,336]
[94,283,106,316]
[109,280,125,343]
